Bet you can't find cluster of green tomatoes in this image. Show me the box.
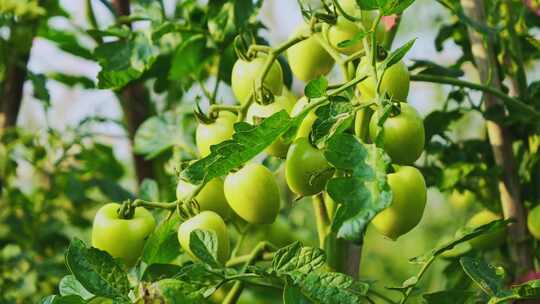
[90,0,432,268]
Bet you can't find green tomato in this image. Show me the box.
[369,103,424,165]
[371,166,427,240]
[178,211,230,263]
[449,189,475,210]
[224,163,281,224]
[528,205,540,240]
[196,111,236,157]
[291,97,318,139]
[356,57,410,102]
[246,90,297,158]
[231,56,283,105]
[91,203,156,266]
[176,178,232,219]
[285,137,333,196]
[466,210,506,250]
[287,25,335,82]
[326,16,364,55]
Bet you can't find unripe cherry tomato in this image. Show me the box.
[449,189,475,210]
[371,166,427,240]
[286,25,335,82]
[325,16,364,55]
[246,90,297,158]
[196,111,236,157]
[231,56,283,105]
[178,211,230,264]
[527,205,540,240]
[176,178,233,219]
[285,138,333,196]
[291,97,318,139]
[369,103,424,165]
[356,57,410,102]
[92,203,156,267]
[224,163,281,224]
[466,210,506,250]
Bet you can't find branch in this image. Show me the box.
[459,0,533,271]
[410,74,540,120]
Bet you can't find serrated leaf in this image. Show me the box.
[324,134,392,244]
[27,72,50,107]
[409,59,464,78]
[382,38,415,69]
[423,110,463,142]
[134,113,190,159]
[189,229,221,267]
[305,77,328,99]
[180,111,293,185]
[460,257,510,298]
[337,30,368,48]
[48,72,95,89]
[59,275,94,300]
[95,33,158,89]
[292,272,363,304]
[311,100,354,146]
[512,279,540,300]
[283,282,311,304]
[142,264,183,282]
[151,279,207,303]
[169,34,212,81]
[142,215,181,265]
[272,242,326,274]
[380,0,416,15]
[65,239,130,302]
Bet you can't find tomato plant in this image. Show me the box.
[3,0,540,303]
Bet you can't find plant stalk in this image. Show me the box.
[459,0,533,272]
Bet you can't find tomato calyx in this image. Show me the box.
[117,200,136,220]
[376,45,388,61]
[194,100,216,125]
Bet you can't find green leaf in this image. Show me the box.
[142,264,183,282]
[38,26,93,60]
[292,272,364,304]
[59,275,94,300]
[180,111,293,185]
[150,279,207,303]
[382,38,416,69]
[355,0,379,10]
[423,110,463,142]
[139,178,159,202]
[95,33,158,89]
[39,295,86,304]
[423,290,476,304]
[65,239,130,302]
[134,113,190,160]
[48,72,95,89]
[512,279,540,300]
[189,229,221,267]
[380,0,416,15]
[311,97,354,146]
[272,242,326,274]
[142,215,181,265]
[324,134,392,244]
[337,30,368,49]
[411,220,511,264]
[27,71,50,107]
[305,76,328,99]
[169,35,212,81]
[409,59,464,78]
[283,282,311,304]
[459,257,510,298]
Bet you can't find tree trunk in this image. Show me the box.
[460,0,533,272]
[111,0,155,184]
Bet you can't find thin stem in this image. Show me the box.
[313,194,330,249]
[211,56,221,105]
[132,199,177,210]
[226,252,274,268]
[369,289,398,304]
[398,256,435,304]
[490,295,520,304]
[223,242,274,304]
[410,74,540,120]
[209,104,241,116]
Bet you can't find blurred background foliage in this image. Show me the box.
[1,0,540,303]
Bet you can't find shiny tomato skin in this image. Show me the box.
[231,56,283,105]
[196,111,237,157]
[178,211,230,264]
[92,203,156,267]
[224,163,281,224]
